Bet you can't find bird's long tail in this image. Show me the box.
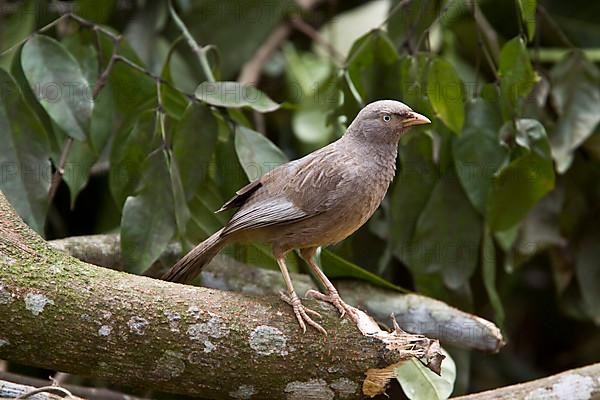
[162,228,226,284]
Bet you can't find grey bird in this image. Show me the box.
[163,100,431,334]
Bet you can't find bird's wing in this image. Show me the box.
[216,179,262,213]
[220,145,357,237]
[221,196,311,235]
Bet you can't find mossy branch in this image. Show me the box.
[0,192,441,399]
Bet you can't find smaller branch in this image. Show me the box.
[113,55,195,102]
[47,138,74,203]
[379,0,412,31]
[48,28,122,203]
[15,385,74,399]
[0,14,70,57]
[0,372,148,400]
[537,5,576,48]
[0,379,83,400]
[238,23,292,86]
[168,0,215,82]
[89,161,110,176]
[92,39,121,99]
[451,363,600,400]
[405,0,430,53]
[471,0,499,81]
[289,17,344,64]
[237,0,327,86]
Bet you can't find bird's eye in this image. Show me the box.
[382,114,391,122]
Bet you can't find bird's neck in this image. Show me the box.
[339,134,399,183]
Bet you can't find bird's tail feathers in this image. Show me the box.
[162,228,226,284]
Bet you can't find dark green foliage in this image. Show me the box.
[1,0,599,396]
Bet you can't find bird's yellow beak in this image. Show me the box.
[404,111,431,127]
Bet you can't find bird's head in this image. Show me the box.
[345,100,431,145]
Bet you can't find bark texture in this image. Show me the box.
[50,234,505,352]
[0,193,440,399]
[452,363,600,399]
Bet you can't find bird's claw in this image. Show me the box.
[305,289,358,322]
[280,290,327,335]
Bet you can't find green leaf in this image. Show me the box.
[548,52,600,173]
[576,224,600,325]
[169,155,192,239]
[0,69,50,233]
[234,126,288,181]
[215,120,249,200]
[391,133,438,263]
[518,0,537,42]
[173,104,219,201]
[498,37,537,119]
[195,82,279,112]
[427,58,465,134]
[97,32,156,116]
[346,29,401,104]
[170,103,219,239]
[0,0,36,70]
[407,169,482,290]
[110,111,160,207]
[284,45,337,151]
[321,250,405,292]
[482,225,505,328]
[75,0,116,23]
[487,119,555,231]
[121,150,176,274]
[21,35,93,141]
[453,98,508,214]
[395,349,456,400]
[160,38,190,120]
[185,182,228,241]
[60,38,114,208]
[387,0,440,50]
[182,0,293,79]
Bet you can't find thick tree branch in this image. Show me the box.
[49,234,505,353]
[0,192,441,399]
[452,363,600,399]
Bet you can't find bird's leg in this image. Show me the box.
[300,248,358,322]
[275,254,327,335]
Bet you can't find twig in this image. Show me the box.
[237,0,324,86]
[89,161,110,176]
[112,55,195,101]
[238,23,293,86]
[405,0,430,53]
[471,0,499,81]
[47,138,74,202]
[289,17,344,64]
[15,386,74,399]
[168,0,215,82]
[92,39,121,99]
[0,372,148,400]
[536,4,576,48]
[48,27,121,203]
[343,0,411,68]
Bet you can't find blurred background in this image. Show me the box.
[1,0,599,398]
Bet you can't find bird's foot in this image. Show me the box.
[280,290,327,335]
[306,289,358,322]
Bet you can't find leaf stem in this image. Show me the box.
[168,0,216,83]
